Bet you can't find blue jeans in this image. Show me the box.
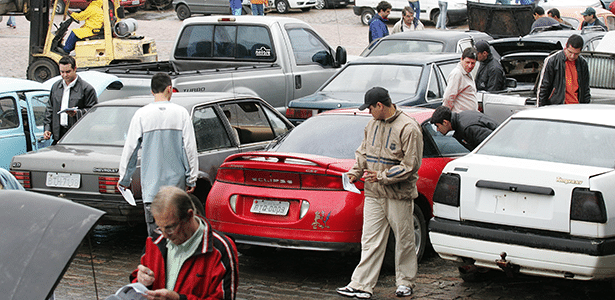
[232,7,242,15]
[251,3,264,15]
[63,31,80,52]
[408,1,420,21]
[6,16,15,27]
[436,1,447,29]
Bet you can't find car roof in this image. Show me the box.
[511,104,615,127]
[182,15,310,28]
[0,77,48,94]
[319,106,434,124]
[96,92,260,110]
[348,53,461,66]
[378,29,492,42]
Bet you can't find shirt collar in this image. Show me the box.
[167,218,205,252]
[62,75,79,89]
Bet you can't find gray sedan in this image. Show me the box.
[10,93,293,223]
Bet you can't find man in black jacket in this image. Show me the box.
[474,41,505,92]
[580,7,608,31]
[537,34,591,106]
[431,106,499,151]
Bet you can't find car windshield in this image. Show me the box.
[368,40,445,56]
[477,119,615,168]
[61,106,140,146]
[322,64,421,98]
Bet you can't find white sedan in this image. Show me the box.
[429,104,615,282]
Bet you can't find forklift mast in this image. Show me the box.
[28,0,49,64]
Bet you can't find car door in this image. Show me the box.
[0,94,26,170]
[25,91,53,151]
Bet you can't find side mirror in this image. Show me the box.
[335,46,347,66]
[505,77,517,88]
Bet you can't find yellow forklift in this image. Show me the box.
[26,0,158,82]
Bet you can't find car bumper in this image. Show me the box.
[429,218,615,280]
[119,0,145,7]
[219,230,360,252]
[287,0,316,8]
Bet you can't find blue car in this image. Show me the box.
[0,72,122,170]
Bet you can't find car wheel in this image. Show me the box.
[383,202,428,269]
[275,0,289,13]
[176,4,191,20]
[315,0,325,9]
[55,0,65,14]
[27,58,60,82]
[360,8,374,26]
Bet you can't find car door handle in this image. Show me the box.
[295,75,302,89]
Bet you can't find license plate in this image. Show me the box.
[46,172,81,188]
[250,199,290,216]
[131,0,139,4]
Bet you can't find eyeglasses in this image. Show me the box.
[154,218,185,235]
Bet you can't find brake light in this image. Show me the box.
[301,174,343,190]
[10,171,31,189]
[285,108,315,120]
[172,87,179,93]
[218,17,236,22]
[433,173,461,207]
[217,168,245,184]
[99,176,120,194]
[571,188,606,223]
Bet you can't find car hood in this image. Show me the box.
[289,91,416,110]
[42,71,123,98]
[0,190,104,300]
[490,38,563,57]
[11,144,125,172]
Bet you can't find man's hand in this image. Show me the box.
[144,289,180,300]
[136,264,155,287]
[348,174,357,183]
[67,110,77,117]
[363,170,379,183]
[43,130,52,140]
[186,186,195,193]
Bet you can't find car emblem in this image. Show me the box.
[312,211,331,229]
[93,167,119,173]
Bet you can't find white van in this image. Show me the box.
[353,0,467,26]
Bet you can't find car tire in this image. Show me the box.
[176,4,191,20]
[315,0,325,9]
[275,0,289,13]
[27,58,60,83]
[55,0,66,14]
[360,8,374,26]
[383,202,428,269]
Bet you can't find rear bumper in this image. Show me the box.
[223,231,360,252]
[429,217,615,279]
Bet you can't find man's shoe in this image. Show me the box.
[55,47,67,55]
[336,286,371,299]
[395,285,413,297]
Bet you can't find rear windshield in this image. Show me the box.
[61,106,140,146]
[477,119,615,168]
[368,40,445,56]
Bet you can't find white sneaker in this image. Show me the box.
[336,286,372,299]
[395,285,413,297]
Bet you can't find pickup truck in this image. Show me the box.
[85,16,347,112]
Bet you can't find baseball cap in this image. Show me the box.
[581,7,596,16]
[359,87,390,110]
[475,41,490,53]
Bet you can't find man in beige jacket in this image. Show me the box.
[336,87,423,299]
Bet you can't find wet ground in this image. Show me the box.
[54,224,615,300]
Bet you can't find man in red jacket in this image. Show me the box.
[131,186,238,300]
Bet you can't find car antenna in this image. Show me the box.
[87,232,101,300]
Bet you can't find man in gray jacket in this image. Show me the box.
[337,87,423,299]
[431,106,499,151]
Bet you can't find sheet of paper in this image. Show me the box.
[57,107,78,114]
[342,173,361,194]
[118,185,136,206]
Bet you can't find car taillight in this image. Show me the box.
[217,168,245,184]
[99,176,119,194]
[433,173,461,207]
[301,174,344,190]
[10,171,31,189]
[571,188,606,223]
[285,108,315,120]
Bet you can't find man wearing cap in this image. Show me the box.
[537,34,591,106]
[474,41,505,92]
[581,7,608,31]
[443,47,479,113]
[337,87,423,299]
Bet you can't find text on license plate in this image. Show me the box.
[250,199,290,216]
[46,172,81,188]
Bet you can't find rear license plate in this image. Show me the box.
[46,172,81,188]
[131,0,139,4]
[250,199,290,216]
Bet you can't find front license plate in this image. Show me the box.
[46,172,81,188]
[250,199,290,216]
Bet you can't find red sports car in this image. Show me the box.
[206,107,468,260]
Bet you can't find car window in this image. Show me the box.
[457,38,472,53]
[0,97,19,129]
[367,40,445,56]
[322,64,421,98]
[174,24,275,61]
[192,106,233,152]
[61,106,140,146]
[477,119,615,168]
[423,122,468,157]
[29,94,49,128]
[262,106,291,137]
[562,17,579,29]
[220,102,276,144]
[584,38,601,51]
[437,61,458,86]
[285,27,329,65]
[426,64,441,101]
[607,16,615,31]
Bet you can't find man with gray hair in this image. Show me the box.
[131,186,238,300]
[391,6,424,34]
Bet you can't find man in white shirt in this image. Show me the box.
[391,6,424,34]
[443,47,479,113]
